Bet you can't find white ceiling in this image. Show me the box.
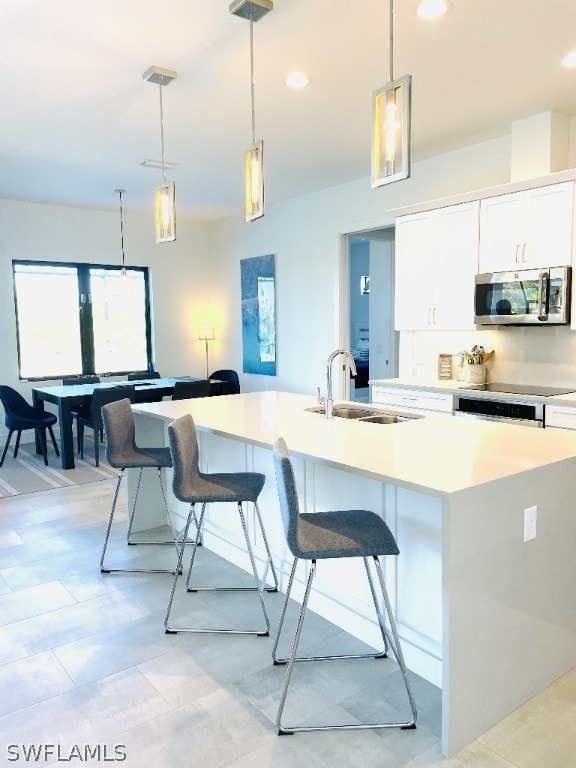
[2,0,576,220]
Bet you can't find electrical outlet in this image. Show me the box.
[523,506,537,542]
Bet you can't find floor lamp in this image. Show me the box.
[198,327,214,378]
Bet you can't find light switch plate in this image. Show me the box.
[524,506,537,542]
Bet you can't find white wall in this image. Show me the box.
[349,240,370,345]
[0,199,213,402]
[368,239,396,381]
[403,325,576,387]
[207,133,511,397]
[0,131,517,408]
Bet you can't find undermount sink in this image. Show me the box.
[358,414,399,424]
[305,405,372,419]
[305,405,423,423]
[333,407,373,419]
[304,405,327,415]
[358,413,421,424]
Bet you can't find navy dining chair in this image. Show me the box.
[209,369,240,395]
[127,371,161,381]
[0,385,60,467]
[63,375,101,438]
[75,386,135,466]
[172,380,210,400]
[127,371,164,402]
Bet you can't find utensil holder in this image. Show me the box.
[465,364,486,385]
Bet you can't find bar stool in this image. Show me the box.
[164,413,278,635]
[271,437,417,734]
[99,398,179,574]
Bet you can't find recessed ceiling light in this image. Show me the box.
[285,73,311,89]
[561,49,576,68]
[416,0,451,19]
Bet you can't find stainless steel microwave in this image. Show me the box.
[474,266,571,325]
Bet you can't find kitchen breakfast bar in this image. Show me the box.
[129,391,576,756]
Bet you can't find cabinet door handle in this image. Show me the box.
[432,307,437,324]
[515,244,521,264]
[522,243,527,263]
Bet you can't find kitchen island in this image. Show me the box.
[130,391,576,756]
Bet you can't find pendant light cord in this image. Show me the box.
[250,14,256,146]
[389,0,394,82]
[158,82,167,183]
[116,189,126,271]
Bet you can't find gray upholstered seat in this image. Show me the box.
[271,437,417,735]
[287,509,399,560]
[99,398,177,574]
[164,413,278,635]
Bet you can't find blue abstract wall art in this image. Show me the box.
[240,254,276,376]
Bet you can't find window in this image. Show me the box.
[13,261,154,380]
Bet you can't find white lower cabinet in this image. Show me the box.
[545,403,576,430]
[371,385,454,414]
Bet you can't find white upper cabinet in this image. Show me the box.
[395,211,435,330]
[395,201,480,331]
[479,181,574,272]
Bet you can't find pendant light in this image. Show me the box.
[143,65,177,242]
[115,188,127,276]
[371,0,412,186]
[229,0,273,222]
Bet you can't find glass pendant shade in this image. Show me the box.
[155,181,176,243]
[245,141,264,222]
[371,74,411,187]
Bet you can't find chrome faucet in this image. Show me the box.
[325,348,357,418]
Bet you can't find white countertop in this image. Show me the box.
[132,391,576,496]
[371,377,576,405]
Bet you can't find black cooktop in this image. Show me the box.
[460,382,576,397]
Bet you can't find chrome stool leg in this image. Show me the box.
[164,503,204,633]
[237,501,270,635]
[372,556,417,728]
[167,501,271,635]
[126,468,180,547]
[272,558,298,666]
[273,556,417,734]
[100,468,181,575]
[253,501,279,592]
[185,501,277,593]
[275,559,316,733]
[364,557,389,657]
[100,470,124,572]
[273,560,387,666]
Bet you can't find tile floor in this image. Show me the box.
[0,478,574,768]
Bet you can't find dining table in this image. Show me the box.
[32,377,220,469]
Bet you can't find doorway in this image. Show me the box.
[347,228,398,402]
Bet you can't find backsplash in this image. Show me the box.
[403,326,576,387]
